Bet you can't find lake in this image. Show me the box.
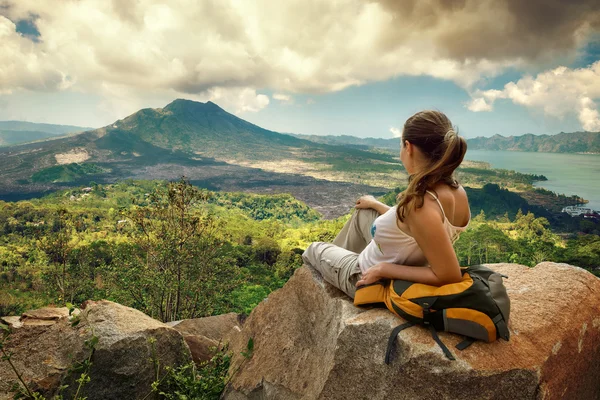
[465,150,600,211]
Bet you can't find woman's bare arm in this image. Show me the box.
[356,196,463,287]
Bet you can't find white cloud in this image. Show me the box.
[579,97,600,131]
[0,16,73,94]
[0,0,598,122]
[207,87,270,114]
[3,0,596,94]
[466,97,494,112]
[273,93,293,104]
[467,61,600,131]
[390,126,402,138]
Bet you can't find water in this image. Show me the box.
[465,150,600,211]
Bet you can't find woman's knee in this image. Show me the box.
[355,207,379,220]
[302,242,327,267]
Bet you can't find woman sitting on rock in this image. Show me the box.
[302,110,471,298]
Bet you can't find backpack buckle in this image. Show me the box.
[422,306,433,325]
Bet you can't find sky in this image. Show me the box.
[0,0,599,139]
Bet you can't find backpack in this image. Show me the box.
[353,264,511,363]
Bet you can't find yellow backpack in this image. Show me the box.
[354,265,510,363]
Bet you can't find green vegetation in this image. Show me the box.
[210,192,321,224]
[0,179,341,318]
[31,163,107,183]
[1,179,597,319]
[457,167,547,186]
[0,178,598,399]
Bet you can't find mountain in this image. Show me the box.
[467,132,600,153]
[0,121,93,147]
[0,99,395,217]
[109,99,314,160]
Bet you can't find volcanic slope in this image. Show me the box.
[0,99,398,217]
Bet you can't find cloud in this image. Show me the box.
[579,97,600,131]
[0,16,72,94]
[390,126,402,138]
[376,0,600,63]
[0,0,598,121]
[466,97,493,112]
[207,87,270,114]
[273,93,293,104]
[467,61,600,131]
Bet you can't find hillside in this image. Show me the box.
[467,131,600,153]
[0,121,92,146]
[290,133,398,150]
[0,99,566,217]
[0,100,397,217]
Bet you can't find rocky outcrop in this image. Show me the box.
[167,312,243,364]
[0,300,191,400]
[223,262,600,400]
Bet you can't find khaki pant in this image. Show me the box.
[302,208,379,298]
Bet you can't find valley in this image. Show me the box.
[1,99,581,221]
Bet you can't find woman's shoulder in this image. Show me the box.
[426,184,470,226]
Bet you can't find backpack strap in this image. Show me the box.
[422,301,455,361]
[385,322,414,365]
[455,337,476,351]
[428,325,456,360]
[493,313,510,341]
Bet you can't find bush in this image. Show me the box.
[159,350,232,400]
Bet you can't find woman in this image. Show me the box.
[302,110,470,298]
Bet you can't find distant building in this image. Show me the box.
[561,206,596,217]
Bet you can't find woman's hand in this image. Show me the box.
[355,195,391,215]
[356,264,382,287]
[355,195,377,209]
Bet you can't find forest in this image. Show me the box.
[1,179,598,321]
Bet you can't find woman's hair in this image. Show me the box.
[396,110,467,222]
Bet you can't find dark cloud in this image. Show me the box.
[373,0,600,62]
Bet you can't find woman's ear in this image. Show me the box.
[404,140,412,155]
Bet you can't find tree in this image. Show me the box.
[120,178,239,321]
[38,209,73,303]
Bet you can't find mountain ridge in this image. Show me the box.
[0,121,93,147]
[467,131,600,153]
[291,131,600,153]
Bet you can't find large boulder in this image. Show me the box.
[223,262,600,400]
[167,312,243,364]
[0,300,191,400]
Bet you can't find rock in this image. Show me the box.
[21,307,69,321]
[0,316,23,329]
[0,300,191,400]
[17,307,70,326]
[223,262,600,400]
[168,313,243,364]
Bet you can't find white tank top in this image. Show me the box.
[357,190,470,273]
